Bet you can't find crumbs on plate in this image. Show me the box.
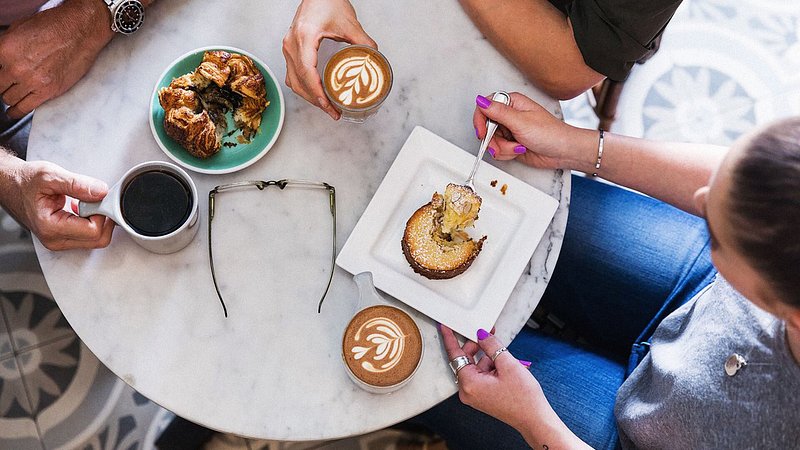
[488,179,508,195]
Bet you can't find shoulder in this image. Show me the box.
[565,0,684,80]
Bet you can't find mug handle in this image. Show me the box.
[77,198,114,219]
[77,183,120,220]
[353,272,386,311]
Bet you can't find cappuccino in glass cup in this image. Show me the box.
[323,45,393,123]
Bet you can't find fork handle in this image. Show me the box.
[467,91,511,185]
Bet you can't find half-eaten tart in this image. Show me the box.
[402,183,487,280]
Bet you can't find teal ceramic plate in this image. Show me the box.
[149,46,285,174]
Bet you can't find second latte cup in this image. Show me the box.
[323,45,393,123]
[78,160,199,254]
[341,272,424,394]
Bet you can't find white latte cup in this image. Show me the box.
[341,272,424,394]
[78,161,199,254]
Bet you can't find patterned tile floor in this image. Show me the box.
[0,218,173,450]
[1,0,798,448]
[562,0,800,138]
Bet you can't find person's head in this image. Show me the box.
[694,117,800,327]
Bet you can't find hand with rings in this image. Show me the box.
[439,324,550,432]
[449,354,474,384]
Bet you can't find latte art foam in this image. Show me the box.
[350,317,407,373]
[324,46,392,111]
[329,55,385,107]
[342,305,422,388]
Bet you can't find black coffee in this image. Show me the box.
[121,170,193,237]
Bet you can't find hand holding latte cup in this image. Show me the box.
[322,45,393,123]
[282,0,390,121]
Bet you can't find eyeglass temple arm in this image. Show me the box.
[208,180,337,318]
[278,181,337,313]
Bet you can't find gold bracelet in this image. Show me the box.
[592,129,604,177]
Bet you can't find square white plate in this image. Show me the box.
[336,126,559,338]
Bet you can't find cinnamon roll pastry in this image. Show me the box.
[169,71,209,90]
[163,107,221,159]
[159,50,270,158]
[196,50,232,87]
[158,86,200,111]
[227,54,266,99]
[234,96,269,140]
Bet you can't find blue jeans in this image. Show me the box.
[410,175,717,450]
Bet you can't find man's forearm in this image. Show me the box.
[0,146,23,210]
[60,0,115,48]
[62,0,158,47]
[459,0,603,100]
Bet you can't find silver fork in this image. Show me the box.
[464,91,511,192]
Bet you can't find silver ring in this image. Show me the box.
[449,355,473,384]
[491,347,508,362]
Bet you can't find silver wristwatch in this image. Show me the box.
[104,0,145,35]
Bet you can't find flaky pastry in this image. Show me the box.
[196,51,231,87]
[227,54,266,99]
[163,107,220,159]
[159,50,269,159]
[158,86,200,111]
[234,96,268,139]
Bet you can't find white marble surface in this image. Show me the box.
[27,0,570,441]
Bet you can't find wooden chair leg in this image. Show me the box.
[591,79,626,131]
[588,33,663,131]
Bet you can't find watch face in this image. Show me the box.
[114,0,145,35]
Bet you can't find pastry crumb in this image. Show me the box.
[490,180,498,187]
[501,184,508,195]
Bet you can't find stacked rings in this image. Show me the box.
[449,355,473,384]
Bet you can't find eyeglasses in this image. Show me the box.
[208,179,336,317]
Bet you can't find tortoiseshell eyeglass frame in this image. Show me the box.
[208,179,336,317]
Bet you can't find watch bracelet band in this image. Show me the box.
[104,0,145,34]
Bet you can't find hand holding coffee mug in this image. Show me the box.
[0,156,114,251]
[282,0,378,120]
[78,161,199,254]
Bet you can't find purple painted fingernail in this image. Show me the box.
[476,95,491,109]
[514,145,527,154]
[519,360,532,367]
[474,127,480,139]
[477,328,490,341]
[487,147,496,158]
[436,322,441,331]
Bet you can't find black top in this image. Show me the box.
[549,0,683,81]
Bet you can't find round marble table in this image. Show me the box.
[27,0,570,441]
